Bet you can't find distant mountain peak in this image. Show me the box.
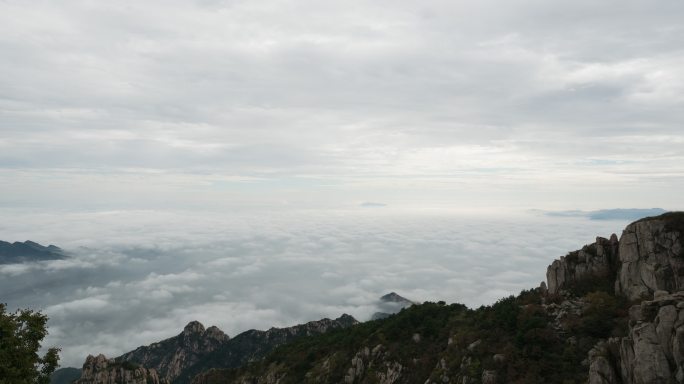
[380,292,412,303]
[372,292,416,320]
[0,240,65,264]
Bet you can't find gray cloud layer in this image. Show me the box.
[1,209,630,367]
[1,0,684,210]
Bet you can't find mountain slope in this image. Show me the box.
[71,314,358,384]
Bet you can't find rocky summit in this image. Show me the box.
[117,320,230,383]
[64,212,684,384]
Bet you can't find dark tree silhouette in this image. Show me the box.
[0,303,60,384]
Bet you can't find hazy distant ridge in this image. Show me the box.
[0,240,65,264]
[544,208,667,221]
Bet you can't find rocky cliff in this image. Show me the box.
[588,290,684,383]
[546,234,620,295]
[616,214,684,300]
[546,212,684,300]
[547,212,684,383]
[74,354,163,384]
[118,321,230,383]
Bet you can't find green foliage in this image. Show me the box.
[0,303,60,384]
[577,291,621,338]
[567,274,614,296]
[197,286,633,384]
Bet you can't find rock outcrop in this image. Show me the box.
[118,321,230,383]
[588,291,684,383]
[546,235,620,295]
[615,215,684,300]
[546,212,684,383]
[547,212,684,300]
[74,354,164,384]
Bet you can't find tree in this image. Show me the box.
[0,303,60,384]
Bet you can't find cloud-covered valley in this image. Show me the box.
[0,209,634,367]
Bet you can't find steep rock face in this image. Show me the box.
[74,354,163,384]
[615,214,684,300]
[588,291,684,383]
[546,212,684,299]
[546,235,620,295]
[118,321,230,383]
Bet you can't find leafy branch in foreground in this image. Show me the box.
[0,303,60,384]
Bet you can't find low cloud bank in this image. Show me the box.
[0,209,631,367]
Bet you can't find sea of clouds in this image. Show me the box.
[0,208,636,367]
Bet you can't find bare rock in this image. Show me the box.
[546,235,619,295]
[588,341,619,384]
[74,354,163,384]
[615,215,684,300]
[589,291,684,384]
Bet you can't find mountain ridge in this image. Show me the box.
[68,314,359,384]
[0,240,65,264]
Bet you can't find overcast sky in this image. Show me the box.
[1,0,683,211]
